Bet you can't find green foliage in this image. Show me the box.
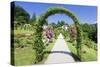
[30,13,37,25]
[39,39,56,64]
[14,6,83,63]
[81,45,97,61]
[57,20,65,27]
[67,40,97,61]
[33,33,45,63]
[13,28,34,48]
[23,24,33,30]
[15,47,35,66]
[14,37,25,48]
[77,27,83,59]
[82,39,97,51]
[62,29,69,39]
[67,42,77,56]
[38,7,78,26]
[38,6,82,60]
[54,28,60,39]
[69,25,77,41]
[12,5,97,64]
[14,6,30,28]
[14,35,33,48]
[51,21,64,39]
[81,23,97,43]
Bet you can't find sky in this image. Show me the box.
[14,1,97,25]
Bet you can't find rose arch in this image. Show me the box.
[34,7,83,63]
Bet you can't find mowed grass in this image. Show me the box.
[66,40,97,61]
[67,42,77,55]
[14,46,35,66]
[81,45,97,61]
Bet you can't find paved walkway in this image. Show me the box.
[44,33,75,64]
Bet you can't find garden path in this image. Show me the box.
[44,33,75,64]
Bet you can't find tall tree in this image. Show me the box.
[57,20,65,27]
[14,6,30,25]
[30,13,36,25]
[81,23,97,43]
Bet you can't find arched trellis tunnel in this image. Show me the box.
[34,7,83,63]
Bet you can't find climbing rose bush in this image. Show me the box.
[69,26,77,41]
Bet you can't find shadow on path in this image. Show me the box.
[44,51,80,61]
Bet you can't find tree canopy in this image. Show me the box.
[81,23,97,43]
[30,13,36,25]
[14,6,30,25]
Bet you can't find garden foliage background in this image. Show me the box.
[0,0,100,67]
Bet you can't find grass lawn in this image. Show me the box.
[66,39,97,62]
[14,46,36,66]
[67,42,77,55]
[81,45,97,61]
